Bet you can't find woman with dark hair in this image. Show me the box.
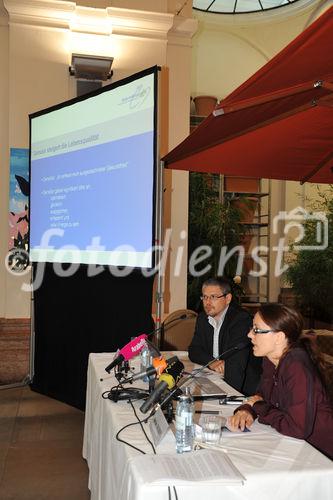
[229,303,333,459]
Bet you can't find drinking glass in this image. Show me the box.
[201,415,222,444]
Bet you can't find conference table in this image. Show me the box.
[83,352,333,500]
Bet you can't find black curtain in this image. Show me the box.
[31,263,155,410]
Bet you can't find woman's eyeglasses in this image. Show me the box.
[251,326,277,335]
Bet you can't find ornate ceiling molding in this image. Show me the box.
[168,16,198,46]
[106,7,174,39]
[3,0,75,29]
[3,0,181,40]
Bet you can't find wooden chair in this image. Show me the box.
[322,353,333,403]
[305,329,333,403]
[160,309,197,351]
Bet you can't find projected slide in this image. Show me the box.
[30,69,157,267]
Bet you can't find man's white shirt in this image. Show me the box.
[208,305,229,358]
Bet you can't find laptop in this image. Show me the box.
[188,375,227,400]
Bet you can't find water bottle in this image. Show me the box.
[175,387,194,453]
[140,342,152,383]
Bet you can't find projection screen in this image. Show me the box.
[29,66,158,269]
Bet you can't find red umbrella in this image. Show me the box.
[163,7,333,184]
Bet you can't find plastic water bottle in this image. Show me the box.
[140,343,152,383]
[175,387,194,453]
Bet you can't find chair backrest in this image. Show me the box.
[160,309,197,351]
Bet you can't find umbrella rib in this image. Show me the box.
[301,150,333,184]
[214,77,333,116]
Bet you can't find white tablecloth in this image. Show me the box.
[83,352,333,500]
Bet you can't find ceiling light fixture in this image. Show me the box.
[69,54,114,81]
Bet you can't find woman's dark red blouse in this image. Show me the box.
[248,348,333,459]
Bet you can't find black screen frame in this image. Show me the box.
[29,65,160,272]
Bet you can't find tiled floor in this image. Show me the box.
[0,386,90,500]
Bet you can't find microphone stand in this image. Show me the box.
[148,374,156,394]
[154,341,251,413]
[145,313,190,346]
[114,360,131,382]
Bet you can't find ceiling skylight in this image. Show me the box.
[193,0,301,14]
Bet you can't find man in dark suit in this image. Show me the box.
[188,277,261,395]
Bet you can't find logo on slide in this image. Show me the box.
[120,84,151,109]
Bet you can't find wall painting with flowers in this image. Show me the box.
[8,148,29,251]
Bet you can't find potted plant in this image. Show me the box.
[193,95,218,116]
[284,186,333,328]
[187,172,248,310]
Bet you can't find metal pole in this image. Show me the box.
[155,156,164,348]
[153,67,166,348]
[28,270,35,383]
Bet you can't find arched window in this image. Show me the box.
[193,0,302,15]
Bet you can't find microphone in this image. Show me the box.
[139,356,184,414]
[157,340,251,410]
[105,314,190,374]
[123,356,168,383]
[105,334,147,373]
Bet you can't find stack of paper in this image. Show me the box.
[130,449,245,485]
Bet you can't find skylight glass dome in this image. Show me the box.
[193,0,301,14]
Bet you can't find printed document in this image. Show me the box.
[130,449,245,485]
